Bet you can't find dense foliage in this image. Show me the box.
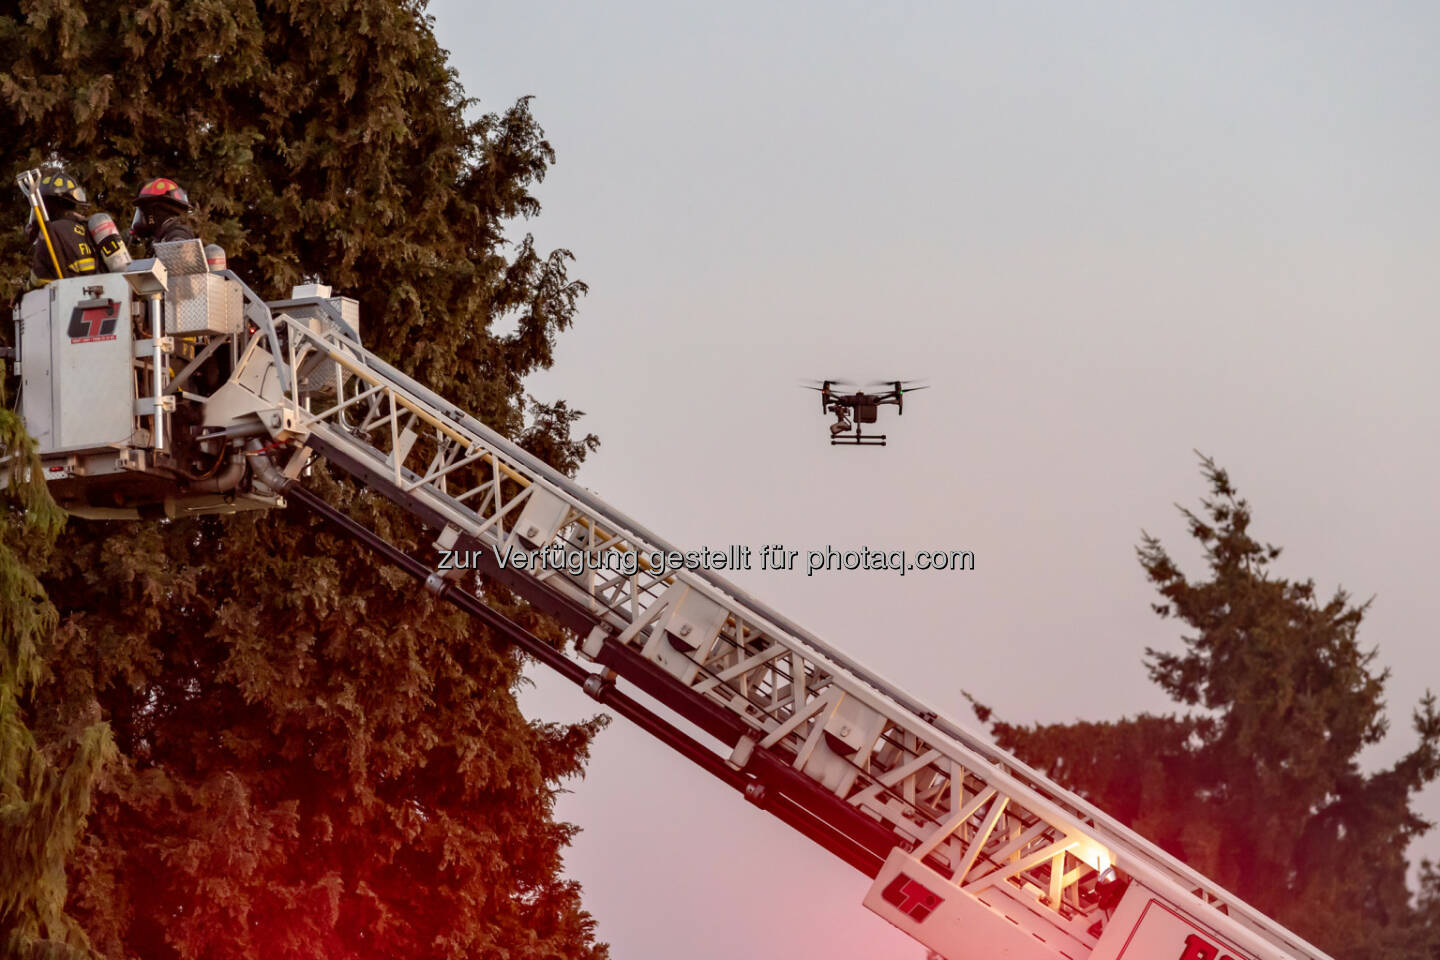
[1,400,114,960]
[1,1,605,957]
[973,458,1440,959]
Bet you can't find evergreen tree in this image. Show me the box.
[0,404,114,960]
[1412,862,1440,955]
[2,2,606,957]
[973,457,1440,959]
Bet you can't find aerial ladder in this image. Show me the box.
[3,238,1336,960]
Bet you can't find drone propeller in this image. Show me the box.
[799,378,853,414]
[862,379,929,390]
[859,379,929,416]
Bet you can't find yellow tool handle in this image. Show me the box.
[33,201,63,280]
[17,170,64,281]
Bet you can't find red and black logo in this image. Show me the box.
[68,298,120,343]
[1178,933,1239,960]
[881,873,943,923]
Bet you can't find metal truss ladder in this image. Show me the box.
[245,313,1333,960]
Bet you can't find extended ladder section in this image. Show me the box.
[7,268,1334,960]
[236,314,1333,960]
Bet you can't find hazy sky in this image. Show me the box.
[426,4,1439,957]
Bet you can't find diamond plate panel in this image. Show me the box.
[165,274,243,335]
[152,238,207,276]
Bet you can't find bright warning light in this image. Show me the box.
[1074,840,1112,874]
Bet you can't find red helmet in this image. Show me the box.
[135,177,191,212]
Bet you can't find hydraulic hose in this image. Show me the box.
[188,452,246,493]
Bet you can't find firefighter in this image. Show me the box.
[26,171,100,287]
[129,177,197,247]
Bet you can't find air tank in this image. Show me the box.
[87,212,132,271]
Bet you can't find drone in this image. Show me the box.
[801,379,928,446]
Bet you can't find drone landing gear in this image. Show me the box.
[831,433,886,447]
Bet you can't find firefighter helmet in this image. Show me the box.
[135,177,191,213]
[131,177,193,240]
[38,171,88,208]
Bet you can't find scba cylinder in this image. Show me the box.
[205,243,227,273]
[87,212,132,271]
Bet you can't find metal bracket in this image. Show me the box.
[135,395,177,416]
[727,735,757,771]
[582,668,618,702]
[134,336,175,358]
[263,408,302,438]
[580,625,609,660]
[434,524,463,553]
[282,443,313,480]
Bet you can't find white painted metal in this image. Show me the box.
[148,293,165,450]
[512,485,571,547]
[20,275,136,455]
[639,583,729,684]
[1091,883,1256,960]
[865,849,1087,960]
